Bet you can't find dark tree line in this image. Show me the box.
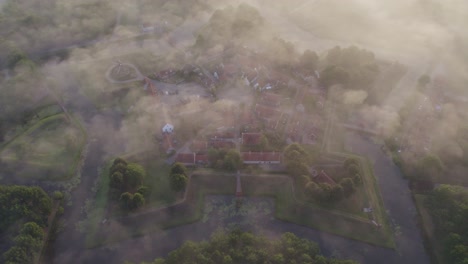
[426,185,468,264]
[320,46,379,91]
[135,230,359,264]
[283,144,361,203]
[109,158,147,211]
[169,162,188,192]
[0,185,52,232]
[0,185,51,264]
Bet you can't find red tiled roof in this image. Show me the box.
[314,170,336,186]
[176,153,195,165]
[195,154,208,163]
[242,133,262,145]
[255,104,280,119]
[241,152,281,163]
[191,140,208,152]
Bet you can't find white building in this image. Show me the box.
[162,123,174,133]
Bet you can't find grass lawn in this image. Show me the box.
[0,113,87,181]
[414,194,445,264]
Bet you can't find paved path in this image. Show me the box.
[345,132,430,264]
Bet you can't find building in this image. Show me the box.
[241,133,262,146]
[162,123,174,133]
[175,153,196,165]
[313,170,336,186]
[241,152,281,164]
[191,140,208,152]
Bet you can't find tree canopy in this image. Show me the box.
[426,185,468,264]
[138,230,359,264]
[0,185,52,233]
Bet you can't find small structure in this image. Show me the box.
[191,140,208,152]
[313,170,336,186]
[162,123,174,134]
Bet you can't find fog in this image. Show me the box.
[1,0,468,263]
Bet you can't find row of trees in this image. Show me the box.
[283,145,361,203]
[109,158,147,211]
[426,185,468,264]
[320,46,379,91]
[0,185,52,232]
[2,222,44,264]
[207,149,242,171]
[0,185,52,264]
[137,230,358,264]
[169,163,188,192]
[303,158,361,203]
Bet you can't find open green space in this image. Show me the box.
[0,113,86,181]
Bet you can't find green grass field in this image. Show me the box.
[0,113,86,181]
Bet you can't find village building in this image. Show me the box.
[241,133,262,146]
[312,170,336,186]
[162,123,174,134]
[191,140,208,153]
[175,153,196,166]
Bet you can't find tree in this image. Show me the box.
[3,246,30,264]
[340,178,355,197]
[125,163,146,189]
[223,150,242,171]
[110,162,127,175]
[320,65,350,88]
[113,157,128,166]
[330,185,344,201]
[120,192,133,210]
[132,193,145,209]
[170,162,188,176]
[137,186,150,198]
[344,157,359,169]
[418,74,431,87]
[110,171,124,189]
[20,222,44,240]
[0,185,52,232]
[416,154,444,181]
[300,50,319,71]
[346,164,360,175]
[170,174,188,192]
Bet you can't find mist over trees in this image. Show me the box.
[137,230,359,264]
[426,185,468,264]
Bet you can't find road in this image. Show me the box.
[345,132,430,264]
